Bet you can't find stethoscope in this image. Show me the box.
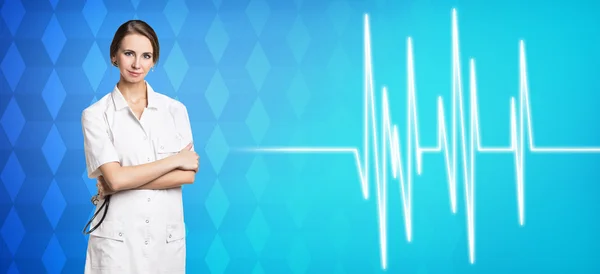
[82,193,111,235]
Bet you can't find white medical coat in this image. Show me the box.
[81,82,193,273]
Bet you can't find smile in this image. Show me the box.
[128,71,141,77]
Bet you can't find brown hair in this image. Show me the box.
[110,20,160,66]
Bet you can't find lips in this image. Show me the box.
[128,71,141,77]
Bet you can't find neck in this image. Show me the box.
[117,79,147,101]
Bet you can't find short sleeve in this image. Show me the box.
[171,102,194,152]
[81,109,120,179]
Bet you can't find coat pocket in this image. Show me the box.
[89,220,127,270]
[155,133,183,160]
[161,222,186,272]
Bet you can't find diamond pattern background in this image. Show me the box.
[3,0,600,273]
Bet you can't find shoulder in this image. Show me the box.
[155,92,189,114]
[81,93,113,122]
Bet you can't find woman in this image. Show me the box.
[80,20,199,273]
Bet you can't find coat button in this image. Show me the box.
[145,241,148,245]
[146,219,149,223]
[169,234,172,238]
[119,232,122,237]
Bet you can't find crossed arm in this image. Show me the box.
[96,146,198,196]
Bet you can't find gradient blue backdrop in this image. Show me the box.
[1,0,600,273]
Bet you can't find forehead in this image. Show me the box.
[120,33,153,52]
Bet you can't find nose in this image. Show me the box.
[132,57,141,69]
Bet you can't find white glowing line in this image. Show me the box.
[240,8,600,270]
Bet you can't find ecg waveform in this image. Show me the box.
[243,8,600,270]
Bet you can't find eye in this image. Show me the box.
[144,54,152,59]
[124,52,133,56]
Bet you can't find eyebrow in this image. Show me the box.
[123,49,153,54]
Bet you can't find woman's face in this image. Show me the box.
[112,33,154,84]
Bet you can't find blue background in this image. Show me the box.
[1,0,600,273]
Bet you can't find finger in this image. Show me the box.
[179,143,191,152]
[184,142,193,151]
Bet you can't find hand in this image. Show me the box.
[97,176,115,199]
[177,142,199,172]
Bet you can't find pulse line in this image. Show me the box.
[242,8,600,270]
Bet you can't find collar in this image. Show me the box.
[111,81,162,110]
